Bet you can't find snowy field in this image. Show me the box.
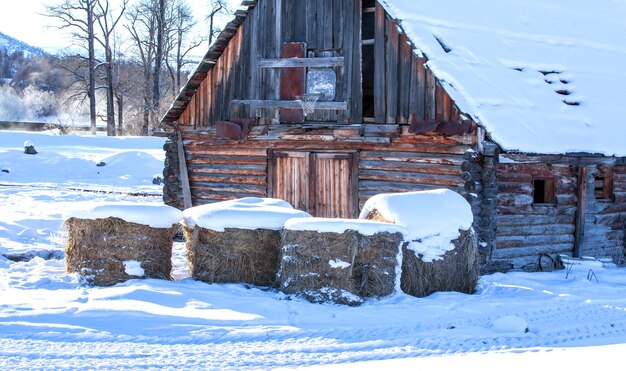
[1,131,626,369]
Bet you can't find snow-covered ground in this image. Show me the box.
[1,131,626,369]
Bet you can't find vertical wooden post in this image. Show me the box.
[574,166,588,257]
[176,131,192,209]
[373,3,386,123]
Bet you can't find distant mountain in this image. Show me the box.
[0,31,45,56]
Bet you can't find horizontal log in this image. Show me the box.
[359,160,461,176]
[492,243,573,260]
[190,184,266,195]
[497,194,533,207]
[497,182,533,194]
[594,211,626,225]
[496,172,533,183]
[187,154,267,165]
[499,153,621,166]
[397,133,475,145]
[496,234,574,249]
[192,192,261,203]
[498,205,577,216]
[360,169,461,186]
[231,99,348,110]
[360,151,464,166]
[258,56,344,68]
[189,167,266,177]
[496,214,575,227]
[496,224,575,237]
[181,145,268,157]
[358,181,459,194]
[189,175,266,185]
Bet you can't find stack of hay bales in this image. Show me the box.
[360,189,478,297]
[278,218,406,306]
[64,204,183,286]
[182,198,311,286]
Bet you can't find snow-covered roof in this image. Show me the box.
[382,0,626,156]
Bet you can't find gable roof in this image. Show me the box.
[382,0,626,156]
[163,0,626,157]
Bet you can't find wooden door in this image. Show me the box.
[271,151,310,211]
[270,151,357,218]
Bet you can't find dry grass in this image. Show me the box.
[364,210,479,298]
[278,229,403,306]
[65,217,176,286]
[401,228,479,297]
[183,226,282,287]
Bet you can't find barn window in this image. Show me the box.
[533,178,555,205]
[306,68,337,102]
[594,176,614,201]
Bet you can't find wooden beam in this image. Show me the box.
[573,166,588,257]
[258,56,345,68]
[232,99,348,110]
[177,132,193,209]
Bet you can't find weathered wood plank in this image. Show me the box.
[259,57,344,68]
[374,2,386,123]
[231,99,348,110]
[359,160,461,176]
[385,19,399,123]
[177,134,193,209]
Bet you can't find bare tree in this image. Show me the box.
[152,0,167,133]
[126,0,158,135]
[207,0,229,46]
[165,0,204,94]
[46,0,98,134]
[94,0,128,136]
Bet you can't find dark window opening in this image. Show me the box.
[362,44,375,118]
[594,176,614,201]
[361,4,375,119]
[533,178,555,205]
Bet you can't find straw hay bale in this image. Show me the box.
[278,228,404,306]
[401,228,478,297]
[65,217,176,286]
[365,210,478,297]
[183,226,282,286]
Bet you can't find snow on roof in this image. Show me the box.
[284,217,407,237]
[359,189,473,262]
[63,204,183,229]
[182,197,312,231]
[382,0,626,156]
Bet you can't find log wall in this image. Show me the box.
[485,156,626,272]
[163,130,474,216]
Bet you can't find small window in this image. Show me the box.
[533,178,555,205]
[594,176,614,201]
[306,68,337,102]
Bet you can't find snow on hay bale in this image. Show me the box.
[360,189,478,297]
[63,204,182,286]
[278,218,406,306]
[182,197,311,286]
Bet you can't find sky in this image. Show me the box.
[0,0,242,54]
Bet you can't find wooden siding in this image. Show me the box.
[177,0,363,126]
[171,0,464,130]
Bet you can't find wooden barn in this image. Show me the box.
[159,0,626,272]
